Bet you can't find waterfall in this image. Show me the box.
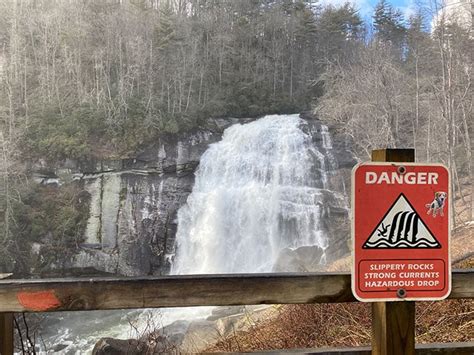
[321,125,333,150]
[38,114,340,354]
[171,114,330,275]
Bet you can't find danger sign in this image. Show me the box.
[352,163,451,302]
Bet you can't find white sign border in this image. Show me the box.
[351,162,452,302]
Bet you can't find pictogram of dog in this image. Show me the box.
[425,192,447,217]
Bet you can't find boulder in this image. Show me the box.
[273,246,326,272]
[92,338,146,355]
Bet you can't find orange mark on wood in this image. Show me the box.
[17,290,61,311]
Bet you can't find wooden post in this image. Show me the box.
[371,148,415,355]
[0,313,13,355]
[371,149,415,163]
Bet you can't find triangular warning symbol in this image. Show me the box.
[363,193,441,249]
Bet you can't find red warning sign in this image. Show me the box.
[352,163,451,302]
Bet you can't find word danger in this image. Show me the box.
[365,172,439,185]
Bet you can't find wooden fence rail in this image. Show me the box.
[0,270,473,354]
[0,270,473,312]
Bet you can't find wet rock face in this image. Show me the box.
[67,123,229,276]
[300,113,357,264]
[37,114,356,277]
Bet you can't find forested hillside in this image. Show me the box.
[0,0,364,162]
[0,0,472,275]
[314,0,473,228]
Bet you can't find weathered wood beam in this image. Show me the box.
[0,272,354,312]
[0,270,471,313]
[415,342,474,354]
[256,342,474,354]
[371,149,415,163]
[0,313,13,355]
[372,302,415,355]
[452,269,474,298]
[370,148,415,355]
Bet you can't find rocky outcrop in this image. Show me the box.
[299,112,357,264]
[92,338,146,354]
[65,118,251,276]
[27,117,252,276]
[273,246,326,272]
[33,114,356,277]
[133,306,278,353]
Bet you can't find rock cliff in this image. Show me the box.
[33,114,356,276]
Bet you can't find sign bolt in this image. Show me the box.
[397,288,407,298]
[397,166,406,174]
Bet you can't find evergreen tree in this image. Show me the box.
[406,12,429,65]
[317,3,364,60]
[154,1,177,51]
[373,0,406,51]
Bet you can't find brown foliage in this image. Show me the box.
[207,300,473,352]
[206,303,371,352]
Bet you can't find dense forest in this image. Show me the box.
[0,0,472,273]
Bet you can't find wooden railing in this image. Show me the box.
[1,270,473,354]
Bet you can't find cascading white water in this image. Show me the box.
[39,114,337,354]
[171,114,329,275]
